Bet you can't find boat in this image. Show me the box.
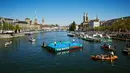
[29,38,36,42]
[122,40,130,54]
[101,35,112,42]
[24,32,33,35]
[122,48,130,54]
[101,44,116,51]
[67,33,75,37]
[81,36,101,43]
[91,55,118,61]
[5,41,12,47]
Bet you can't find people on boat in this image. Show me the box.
[73,39,75,42]
[60,41,62,44]
[114,44,116,49]
[92,54,117,60]
[54,42,56,46]
[110,51,114,56]
[103,43,110,48]
[42,42,46,47]
[103,43,107,46]
[108,44,111,48]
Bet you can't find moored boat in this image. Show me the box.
[122,47,130,55]
[101,44,116,51]
[29,38,36,42]
[67,33,75,37]
[5,41,12,47]
[122,39,130,55]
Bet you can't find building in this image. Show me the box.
[0,16,42,32]
[0,17,15,25]
[75,24,79,31]
[88,15,100,28]
[25,18,31,24]
[34,18,38,24]
[79,13,100,31]
[89,20,100,28]
[80,13,89,31]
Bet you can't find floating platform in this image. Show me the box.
[45,47,83,55]
[43,41,83,52]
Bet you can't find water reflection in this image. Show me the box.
[91,58,117,66]
[42,47,83,55]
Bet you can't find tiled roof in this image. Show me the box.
[16,21,28,24]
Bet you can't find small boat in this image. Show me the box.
[91,55,118,61]
[122,39,130,55]
[29,38,36,42]
[67,33,75,37]
[122,48,130,54]
[5,41,12,47]
[25,32,33,35]
[101,44,116,51]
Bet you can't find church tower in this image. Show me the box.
[83,13,86,22]
[42,17,44,25]
[85,13,88,23]
[95,14,99,22]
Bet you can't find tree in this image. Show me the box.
[15,25,21,33]
[55,24,59,27]
[69,21,76,31]
[3,22,9,30]
[0,23,2,30]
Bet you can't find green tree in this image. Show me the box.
[0,23,2,30]
[15,25,21,33]
[8,23,15,30]
[3,22,9,30]
[55,24,59,27]
[69,21,76,31]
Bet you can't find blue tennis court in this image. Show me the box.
[47,41,82,52]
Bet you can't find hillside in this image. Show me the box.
[95,16,130,31]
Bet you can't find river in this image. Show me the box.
[0,31,130,73]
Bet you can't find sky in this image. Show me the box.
[0,0,130,25]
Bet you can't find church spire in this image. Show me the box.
[96,14,99,21]
[96,14,98,20]
[85,13,88,22]
[42,17,44,25]
[83,13,86,22]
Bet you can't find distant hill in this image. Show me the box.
[102,16,130,26]
[95,16,130,31]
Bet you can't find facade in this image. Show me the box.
[88,15,100,28]
[80,13,89,31]
[89,20,100,28]
[25,18,31,24]
[79,13,100,31]
[75,24,79,31]
[34,19,38,24]
[0,17,15,25]
[0,17,41,32]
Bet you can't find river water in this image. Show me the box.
[0,31,130,73]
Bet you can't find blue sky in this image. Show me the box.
[0,0,130,25]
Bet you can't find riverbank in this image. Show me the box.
[0,33,24,39]
[70,31,130,41]
[0,30,43,39]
